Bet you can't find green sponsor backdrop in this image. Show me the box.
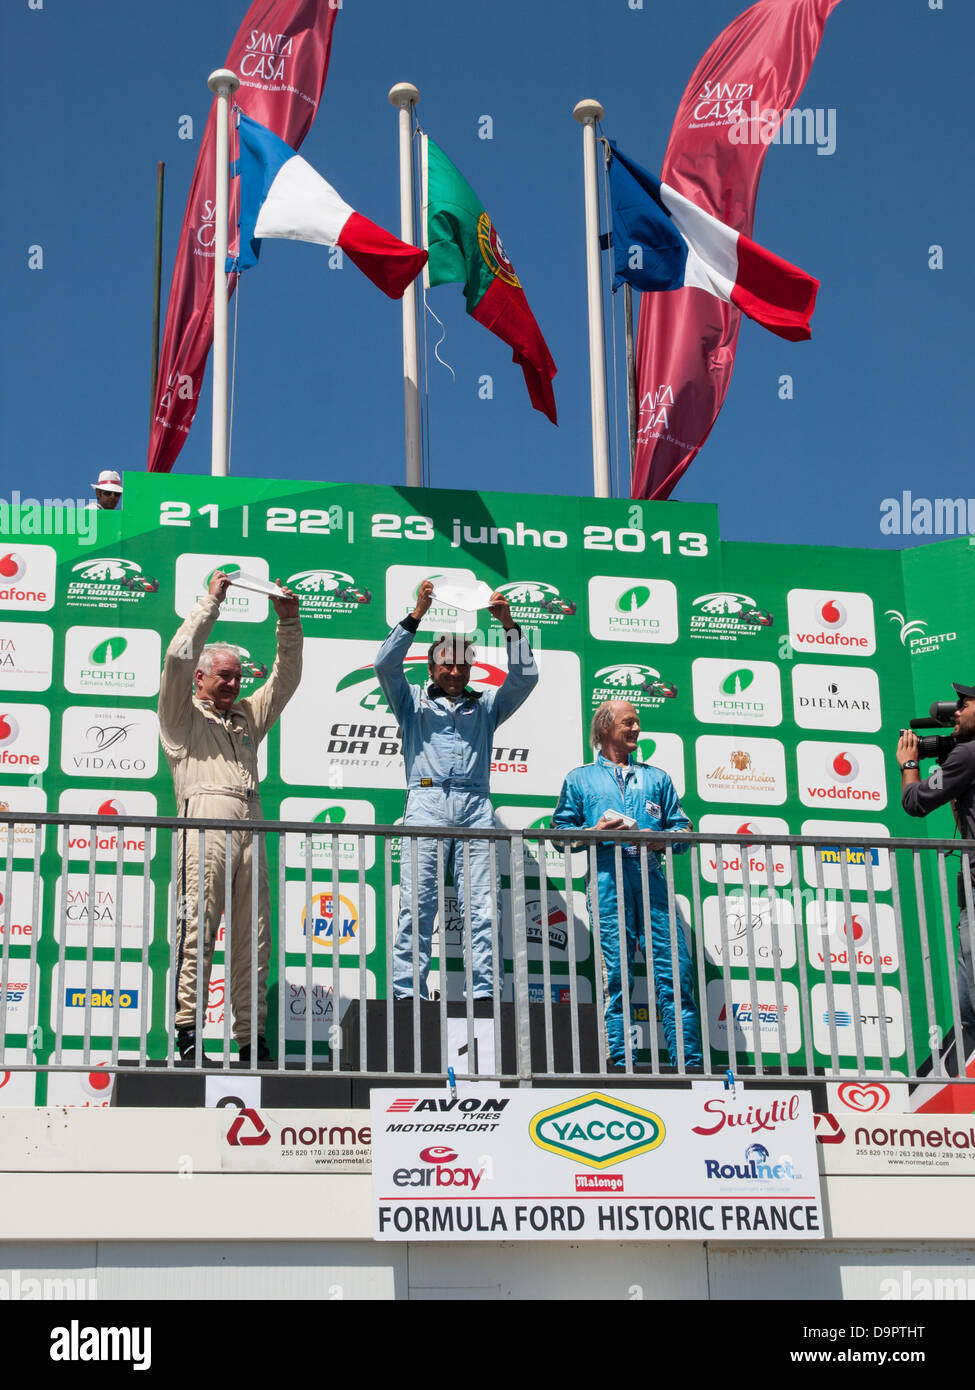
[0,474,971,1100]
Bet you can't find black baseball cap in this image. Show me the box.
[952,683,975,701]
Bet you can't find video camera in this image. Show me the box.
[909,700,959,765]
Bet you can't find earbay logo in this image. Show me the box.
[288,569,372,619]
[690,591,773,642]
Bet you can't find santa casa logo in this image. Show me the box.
[787,589,876,656]
[226,1108,272,1147]
[593,663,677,704]
[690,591,773,641]
[240,27,295,83]
[393,1147,489,1191]
[495,580,577,622]
[704,1143,797,1182]
[67,557,158,606]
[525,898,569,952]
[792,664,881,733]
[0,546,55,610]
[287,569,372,617]
[530,1093,665,1169]
[797,741,887,809]
[691,78,754,126]
[300,891,360,945]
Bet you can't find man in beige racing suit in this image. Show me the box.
[159,569,302,1065]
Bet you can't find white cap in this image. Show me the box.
[91,469,123,494]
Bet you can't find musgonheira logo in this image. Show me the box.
[71,558,141,582]
[84,724,134,752]
[693,591,756,615]
[817,598,847,629]
[830,750,859,783]
[0,713,19,747]
[885,609,928,644]
[419,1146,459,1164]
[0,553,26,582]
[226,1108,272,1147]
[836,1081,890,1113]
[89,636,128,665]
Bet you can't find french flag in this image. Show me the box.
[608,144,818,342]
[230,111,427,299]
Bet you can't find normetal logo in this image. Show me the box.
[529,1093,665,1169]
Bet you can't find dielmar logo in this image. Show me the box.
[529,1093,665,1169]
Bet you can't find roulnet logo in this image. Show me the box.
[787,589,876,656]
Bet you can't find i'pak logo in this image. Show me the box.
[529,1093,665,1169]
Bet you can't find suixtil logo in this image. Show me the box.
[529,1093,665,1169]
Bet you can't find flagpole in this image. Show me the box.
[389,82,422,489]
[150,161,165,431]
[573,99,610,499]
[624,283,637,487]
[208,67,239,479]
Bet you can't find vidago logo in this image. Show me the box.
[529,1093,665,1169]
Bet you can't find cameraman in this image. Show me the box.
[899,682,975,1040]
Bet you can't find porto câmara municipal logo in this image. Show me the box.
[615,585,652,614]
[530,1093,665,1169]
[88,636,129,666]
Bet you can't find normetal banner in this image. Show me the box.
[371,1086,822,1240]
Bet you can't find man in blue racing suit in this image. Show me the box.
[375,578,538,1000]
[552,699,703,1069]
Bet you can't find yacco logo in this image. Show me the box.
[836,1082,890,1113]
[615,585,652,614]
[720,668,754,696]
[529,1093,665,1169]
[226,1108,271,1146]
[830,751,859,783]
[693,592,756,615]
[817,599,847,630]
[71,558,141,582]
[301,891,359,944]
[0,553,26,582]
[0,714,20,747]
[88,637,128,666]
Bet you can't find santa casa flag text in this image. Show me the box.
[231,113,426,298]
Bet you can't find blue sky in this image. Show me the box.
[1,0,970,550]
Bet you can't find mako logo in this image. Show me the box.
[690,591,773,641]
[588,576,678,645]
[788,589,876,656]
[692,658,781,727]
[592,662,677,706]
[64,988,139,1009]
[800,820,892,893]
[792,664,881,733]
[797,741,887,809]
[494,580,576,623]
[529,1093,665,1169]
[287,569,372,619]
[0,544,55,611]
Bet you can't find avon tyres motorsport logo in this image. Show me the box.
[67,556,158,607]
[530,1093,665,1169]
[690,591,773,642]
[287,569,372,621]
[591,663,678,708]
[494,580,577,625]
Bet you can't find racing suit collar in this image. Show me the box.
[597,750,633,772]
[426,683,483,702]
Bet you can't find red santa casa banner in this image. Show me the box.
[632,0,842,501]
[148,0,338,475]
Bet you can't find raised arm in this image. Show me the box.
[158,591,222,756]
[487,591,539,728]
[375,579,433,727]
[240,582,303,742]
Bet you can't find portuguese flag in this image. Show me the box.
[421,135,557,424]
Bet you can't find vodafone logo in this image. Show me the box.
[0,714,19,747]
[0,554,26,582]
[830,750,859,783]
[817,598,847,629]
[0,1071,10,1089]
[419,1146,458,1164]
[843,914,868,944]
[81,1067,113,1099]
[97,798,126,816]
[836,1082,889,1113]
[226,1108,271,1146]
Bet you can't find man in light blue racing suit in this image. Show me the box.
[552,699,703,1069]
[375,578,539,999]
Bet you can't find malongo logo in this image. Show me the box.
[529,1093,665,1169]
